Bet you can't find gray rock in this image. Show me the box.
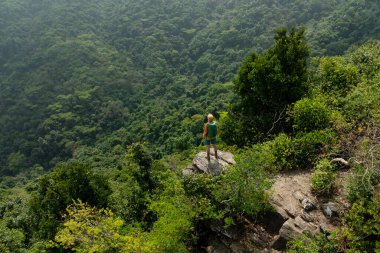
[284,206,297,218]
[209,221,236,240]
[260,208,289,234]
[279,216,318,241]
[219,151,236,165]
[321,202,340,218]
[279,220,300,241]
[207,161,225,177]
[300,212,314,222]
[270,235,288,251]
[229,242,248,253]
[292,191,306,203]
[187,151,235,177]
[205,238,231,253]
[182,168,196,176]
[271,216,318,251]
[301,198,315,212]
[322,205,333,218]
[320,223,330,235]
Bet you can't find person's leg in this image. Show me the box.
[213,143,218,158]
[205,139,211,161]
[210,138,217,158]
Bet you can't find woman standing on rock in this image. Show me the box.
[203,114,219,161]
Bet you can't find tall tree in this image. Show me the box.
[222,27,310,145]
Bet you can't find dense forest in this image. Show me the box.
[0,0,379,252]
[1,0,380,174]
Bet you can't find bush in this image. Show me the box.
[292,130,337,169]
[219,111,253,146]
[270,133,293,171]
[183,174,225,220]
[310,159,336,196]
[348,164,378,203]
[292,98,330,132]
[270,130,336,171]
[287,233,338,253]
[147,178,195,253]
[349,41,380,79]
[348,140,380,203]
[214,144,274,215]
[316,57,360,96]
[338,193,380,252]
[343,74,380,122]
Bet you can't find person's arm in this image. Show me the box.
[203,124,208,140]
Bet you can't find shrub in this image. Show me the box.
[214,144,274,215]
[219,111,253,146]
[292,98,330,132]
[329,109,348,132]
[348,164,378,203]
[270,133,293,171]
[0,224,25,253]
[287,233,338,253]
[348,140,380,203]
[269,130,336,171]
[316,57,360,96]
[183,174,225,220]
[147,178,195,253]
[343,75,380,122]
[310,159,336,196]
[349,40,380,79]
[338,193,380,252]
[292,130,336,169]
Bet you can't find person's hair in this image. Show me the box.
[207,114,214,121]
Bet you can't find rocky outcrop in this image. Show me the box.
[279,216,318,240]
[182,150,236,177]
[268,171,349,251]
[203,218,273,253]
[185,150,350,252]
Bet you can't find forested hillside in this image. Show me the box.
[1,0,379,175]
[0,0,379,252]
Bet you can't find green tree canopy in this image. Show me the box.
[222,27,310,145]
[29,163,111,240]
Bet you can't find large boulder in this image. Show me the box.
[321,202,341,218]
[272,216,318,250]
[279,216,318,241]
[182,150,235,177]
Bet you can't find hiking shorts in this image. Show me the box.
[205,138,216,145]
